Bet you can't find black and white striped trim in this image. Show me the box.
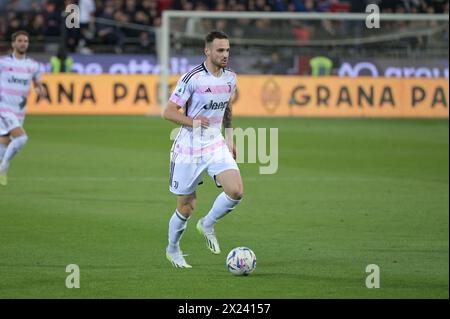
[181,63,207,84]
[169,152,178,188]
[175,209,188,221]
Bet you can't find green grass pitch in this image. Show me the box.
[0,116,448,298]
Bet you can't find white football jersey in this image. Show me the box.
[169,62,237,155]
[0,54,41,119]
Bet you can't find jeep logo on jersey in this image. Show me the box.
[8,76,29,86]
[203,100,229,110]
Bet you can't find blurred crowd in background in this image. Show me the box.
[0,0,448,76]
[0,0,448,54]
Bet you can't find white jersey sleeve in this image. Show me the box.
[169,76,195,109]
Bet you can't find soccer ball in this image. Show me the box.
[226,247,256,276]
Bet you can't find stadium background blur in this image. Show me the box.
[0,0,448,75]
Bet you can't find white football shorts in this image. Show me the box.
[0,112,24,136]
[169,143,239,195]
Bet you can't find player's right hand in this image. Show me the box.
[193,116,209,129]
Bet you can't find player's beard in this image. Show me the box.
[15,47,27,55]
[214,57,228,68]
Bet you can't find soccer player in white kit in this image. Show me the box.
[163,31,244,268]
[0,31,46,186]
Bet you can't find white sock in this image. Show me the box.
[167,209,189,254]
[0,135,28,170]
[203,192,242,232]
[0,143,7,161]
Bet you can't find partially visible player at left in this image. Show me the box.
[0,30,46,186]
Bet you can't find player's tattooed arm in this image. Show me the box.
[223,104,232,128]
[223,101,236,159]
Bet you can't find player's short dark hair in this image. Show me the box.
[11,30,30,42]
[205,30,229,46]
